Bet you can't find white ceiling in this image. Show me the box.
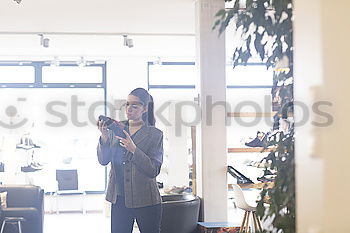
[0,34,196,59]
[0,0,195,35]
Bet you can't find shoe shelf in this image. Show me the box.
[227,112,277,117]
[228,147,276,153]
[228,182,274,190]
[227,112,293,117]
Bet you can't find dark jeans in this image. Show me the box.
[111,195,162,233]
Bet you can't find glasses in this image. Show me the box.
[124,101,144,110]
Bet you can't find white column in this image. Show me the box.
[195,0,227,221]
[167,101,190,187]
[294,0,325,231]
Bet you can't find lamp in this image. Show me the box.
[39,34,50,48]
[123,35,134,48]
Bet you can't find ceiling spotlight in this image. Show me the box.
[13,0,22,4]
[50,56,60,67]
[77,57,87,67]
[39,34,50,48]
[123,35,134,48]
[153,57,162,65]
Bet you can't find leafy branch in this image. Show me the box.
[214,1,295,232]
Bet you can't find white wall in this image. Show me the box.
[295,0,350,232]
[0,0,194,34]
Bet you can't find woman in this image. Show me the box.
[97,88,163,233]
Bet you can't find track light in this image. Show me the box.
[123,35,134,48]
[153,57,162,65]
[13,0,22,4]
[50,57,60,67]
[77,57,87,67]
[39,34,50,48]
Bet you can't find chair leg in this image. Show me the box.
[0,220,6,233]
[240,211,248,233]
[252,212,258,232]
[82,192,86,214]
[253,212,263,232]
[18,221,22,233]
[256,215,263,232]
[245,211,251,233]
[56,193,59,214]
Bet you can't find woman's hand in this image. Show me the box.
[115,130,137,153]
[97,120,109,144]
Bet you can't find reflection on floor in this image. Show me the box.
[228,198,245,226]
[44,212,140,233]
[44,197,254,233]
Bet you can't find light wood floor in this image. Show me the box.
[44,212,140,233]
[44,198,244,233]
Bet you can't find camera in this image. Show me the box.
[98,115,125,137]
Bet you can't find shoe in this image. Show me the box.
[169,186,186,194]
[21,165,37,172]
[227,166,254,184]
[257,169,276,182]
[31,162,44,169]
[182,187,192,193]
[21,164,43,172]
[245,131,267,147]
[17,134,41,150]
[257,176,275,182]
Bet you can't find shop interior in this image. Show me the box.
[0,0,349,233]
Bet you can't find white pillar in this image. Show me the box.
[167,101,190,188]
[195,0,227,221]
[294,0,325,232]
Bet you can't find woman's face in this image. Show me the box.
[125,94,147,121]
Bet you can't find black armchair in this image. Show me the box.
[161,194,200,233]
[0,185,44,233]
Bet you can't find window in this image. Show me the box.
[0,62,107,192]
[42,66,103,83]
[0,66,35,83]
[226,64,273,87]
[148,62,195,88]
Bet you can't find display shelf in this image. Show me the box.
[227,112,293,117]
[227,112,277,117]
[228,182,274,190]
[228,147,276,153]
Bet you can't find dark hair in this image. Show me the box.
[129,88,155,126]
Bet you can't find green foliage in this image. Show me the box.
[215,0,293,79]
[214,1,295,232]
[258,129,295,233]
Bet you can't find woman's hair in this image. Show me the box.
[129,88,155,126]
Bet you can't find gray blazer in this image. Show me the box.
[97,122,163,208]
